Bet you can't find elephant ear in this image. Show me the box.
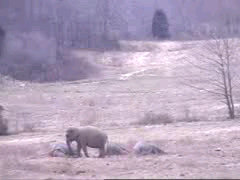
[75,133,81,141]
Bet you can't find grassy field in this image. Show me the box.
[0,39,240,179]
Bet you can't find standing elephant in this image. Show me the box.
[66,126,108,158]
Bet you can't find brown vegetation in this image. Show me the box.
[134,111,174,125]
[0,32,100,82]
[0,105,8,135]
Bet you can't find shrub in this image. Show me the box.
[22,122,36,132]
[57,56,100,82]
[0,32,56,82]
[135,111,174,125]
[0,120,8,135]
[0,32,100,82]
[177,117,201,123]
[0,105,8,135]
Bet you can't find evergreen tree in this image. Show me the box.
[152,9,170,39]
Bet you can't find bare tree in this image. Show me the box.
[95,0,110,39]
[185,34,240,119]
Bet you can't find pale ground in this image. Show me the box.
[0,40,240,179]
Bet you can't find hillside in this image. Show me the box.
[0,39,240,179]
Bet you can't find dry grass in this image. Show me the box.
[177,116,202,123]
[134,111,174,125]
[1,120,240,179]
[0,39,240,178]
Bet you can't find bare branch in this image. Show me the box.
[184,35,239,119]
[182,82,226,97]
